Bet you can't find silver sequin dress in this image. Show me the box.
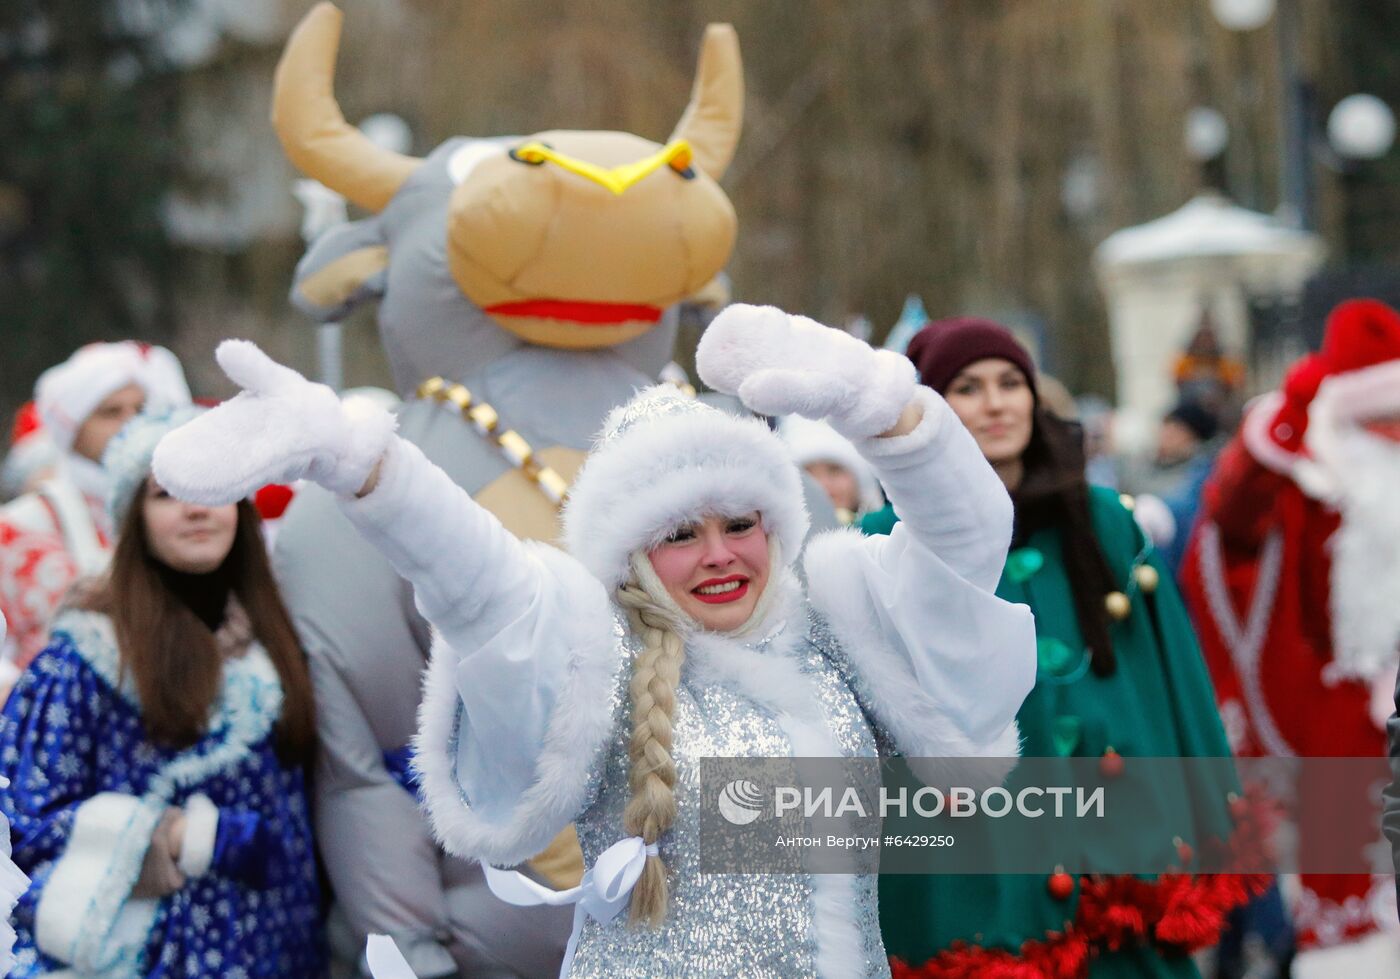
[565,604,890,979]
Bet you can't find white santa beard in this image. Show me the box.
[1324,427,1400,684]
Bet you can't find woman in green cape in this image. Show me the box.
[869,319,1265,978]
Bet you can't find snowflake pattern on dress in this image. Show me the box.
[0,626,326,978]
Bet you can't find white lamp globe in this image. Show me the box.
[1328,94,1396,160]
[1210,0,1275,31]
[1185,107,1230,160]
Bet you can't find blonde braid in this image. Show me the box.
[614,580,686,928]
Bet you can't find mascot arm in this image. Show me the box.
[269,485,464,970]
[290,218,390,322]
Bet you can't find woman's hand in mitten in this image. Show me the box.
[695,303,917,439]
[153,340,396,505]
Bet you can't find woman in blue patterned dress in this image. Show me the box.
[0,409,325,977]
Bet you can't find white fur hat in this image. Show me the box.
[563,386,810,589]
[35,342,192,453]
[778,414,885,514]
[103,405,206,525]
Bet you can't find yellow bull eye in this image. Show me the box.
[507,140,695,195]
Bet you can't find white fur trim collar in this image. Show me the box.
[681,572,831,730]
[49,608,284,788]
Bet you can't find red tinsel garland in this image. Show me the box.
[891,792,1277,979]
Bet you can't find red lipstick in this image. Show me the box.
[691,574,749,604]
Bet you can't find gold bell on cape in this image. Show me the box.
[1104,591,1131,621]
[1133,564,1160,594]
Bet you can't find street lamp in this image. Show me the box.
[1327,94,1396,162]
[1185,107,1230,162]
[1210,0,1394,230]
[1208,0,1276,32]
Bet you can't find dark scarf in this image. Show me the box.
[156,561,233,634]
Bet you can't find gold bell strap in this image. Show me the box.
[415,377,570,506]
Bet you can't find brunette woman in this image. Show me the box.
[0,409,325,977]
[875,319,1259,978]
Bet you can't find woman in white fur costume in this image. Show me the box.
[152,304,1036,978]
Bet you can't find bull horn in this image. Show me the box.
[271,3,421,213]
[669,24,744,181]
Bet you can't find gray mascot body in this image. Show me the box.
[266,5,745,976]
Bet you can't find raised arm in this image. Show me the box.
[1204,356,1328,552]
[857,386,1012,590]
[698,307,1036,771]
[153,341,617,866]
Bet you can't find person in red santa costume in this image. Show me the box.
[1180,298,1400,972]
[0,342,191,693]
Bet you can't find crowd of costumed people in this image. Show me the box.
[4,4,1400,978]
[2,298,1400,978]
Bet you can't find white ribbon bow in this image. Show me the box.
[366,836,658,979]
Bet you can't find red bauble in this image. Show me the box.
[1048,871,1075,901]
[1176,840,1194,865]
[1099,748,1124,779]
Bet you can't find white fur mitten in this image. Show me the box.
[152,340,395,505]
[696,304,916,439]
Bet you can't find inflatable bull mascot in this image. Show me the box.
[266,5,743,976]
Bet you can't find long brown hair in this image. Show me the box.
[82,490,316,763]
[1012,406,1120,676]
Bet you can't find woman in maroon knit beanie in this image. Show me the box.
[877,318,1250,977]
[900,317,1119,672]
[905,317,1039,400]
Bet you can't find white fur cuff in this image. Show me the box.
[413,543,621,867]
[1312,358,1400,425]
[177,794,219,878]
[328,392,398,497]
[853,385,946,461]
[832,347,917,439]
[35,793,162,969]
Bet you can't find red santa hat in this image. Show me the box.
[1311,298,1400,423]
[1244,299,1400,478]
[0,402,60,500]
[34,342,192,453]
[10,402,42,446]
